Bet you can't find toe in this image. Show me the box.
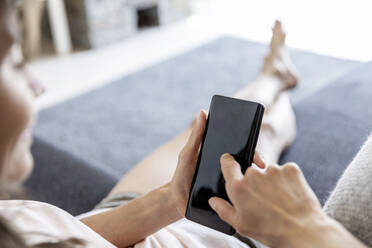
[271,21,286,49]
[273,20,282,31]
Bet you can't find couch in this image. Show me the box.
[26,37,371,216]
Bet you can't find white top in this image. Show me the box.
[0,200,248,248]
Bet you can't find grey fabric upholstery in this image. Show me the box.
[280,61,372,204]
[26,137,116,215]
[28,37,364,214]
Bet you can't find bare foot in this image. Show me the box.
[234,21,299,109]
[261,20,299,90]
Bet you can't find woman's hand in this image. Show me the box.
[169,111,267,219]
[209,154,324,247]
[169,110,207,218]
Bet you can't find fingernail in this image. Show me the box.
[262,156,267,165]
[195,111,201,124]
[208,198,215,209]
[221,153,232,161]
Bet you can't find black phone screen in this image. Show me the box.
[185,95,264,234]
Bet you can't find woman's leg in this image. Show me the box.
[234,21,298,109]
[108,21,298,196]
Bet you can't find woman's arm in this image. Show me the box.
[81,111,211,247]
[209,154,367,248]
[285,214,367,248]
[81,184,178,247]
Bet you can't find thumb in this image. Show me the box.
[209,197,236,225]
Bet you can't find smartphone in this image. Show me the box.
[185,95,265,235]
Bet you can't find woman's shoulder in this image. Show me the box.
[0,200,115,247]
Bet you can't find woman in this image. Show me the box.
[0,1,369,247]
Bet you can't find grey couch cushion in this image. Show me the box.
[29,37,363,214]
[26,137,116,215]
[280,61,372,204]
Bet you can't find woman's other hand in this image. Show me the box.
[209,154,324,247]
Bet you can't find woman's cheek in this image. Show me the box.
[0,65,35,184]
[5,143,33,184]
[9,84,35,184]
[1,82,33,134]
[0,94,34,184]
[1,60,35,130]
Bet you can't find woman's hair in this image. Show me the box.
[0,1,5,18]
[0,1,86,247]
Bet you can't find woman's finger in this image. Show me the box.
[220,154,244,182]
[181,110,207,162]
[253,152,266,169]
[209,197,236,225]
[189,110,206,149]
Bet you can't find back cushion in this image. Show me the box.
[280,61,372,204]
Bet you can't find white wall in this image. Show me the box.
[191,0,372,61]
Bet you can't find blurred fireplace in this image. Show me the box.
[137,4,160,29]
[65,0,190,49]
